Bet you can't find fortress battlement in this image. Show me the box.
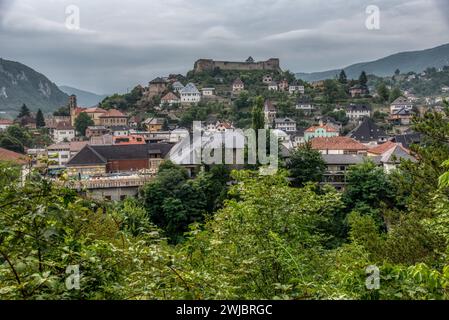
[194,57,281,73]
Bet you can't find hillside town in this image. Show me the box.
[4,0,449,304]
[0,57,445,199]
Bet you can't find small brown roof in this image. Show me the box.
[161,92,180,101]
[233,78,244,86]
[0,119,13,125]
[305,124,338,133]
[0,147,28,164]
[311,136,368,151]
[84,107,107,114]
[99,109,126,118]
[368,141,410,156]
[264,100,276,112]
[55,122,74,130]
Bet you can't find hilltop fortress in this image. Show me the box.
[194,57,281,73]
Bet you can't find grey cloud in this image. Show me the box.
[0,0,448,93]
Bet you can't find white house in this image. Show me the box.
[268,81,278,91]
[47,143,71,168]
[232,79,245,92]
[169,128,189,143]
[346,105,371,121]
[289,85,305,95]
[172,81,185,93]
[390,96,414,114]
[296,98,315,115]
[180,83,201,104]
[262,75,273,84]
[274,118,297,132]
[53,122,75,143]
[0,119,13,131]
[160,92,180,107]
[110,126,130,137]
[201,88,215,96]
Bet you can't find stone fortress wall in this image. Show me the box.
[194,58,281,73]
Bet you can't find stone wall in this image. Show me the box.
[194,58,281,73]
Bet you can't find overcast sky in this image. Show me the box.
[1,0,448,94]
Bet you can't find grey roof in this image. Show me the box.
[393,108,412,116]
[109,126,130,131]
[391,96,410,105]
[393,133,421,149]
[87,126,107,130]
[380,145,416,164]
[150,77,168,84]
[275,117,296,123]
[67,145,107,166]
[348,118,387,143]
[172,81,184,88]
[346,104,372,112]
[322,154,381,165]
[180,83,200,94]
[289,128,306,137]
[67,143,174,167]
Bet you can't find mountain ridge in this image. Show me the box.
[297,43,449,81]
[0,58,68,113]
[58,85,108,107]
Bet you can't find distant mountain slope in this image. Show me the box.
[297,43,449,81]
[0,58,68,112]
[59,86,108,107]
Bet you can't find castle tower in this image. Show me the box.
[69,95,77,110]
[69,95,77,126]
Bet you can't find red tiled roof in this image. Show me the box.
[305,124,338,133]
[161,92,180,101]
[84,107,107,113]
[99,109,126,118]
[55,122,74,130]
[368,141,410,156]
[311,136,368,151]
[70,141,89,152]
[0,119,13,125]
[0,147,28,164]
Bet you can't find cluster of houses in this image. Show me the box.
[0,69,430,201]
[231,76,305,95]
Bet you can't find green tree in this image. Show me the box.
[53,106,70,117]
[376,82,390,103]
[359,71,368,87]
[287,143,326,187]
[338,70,347,84]
[389,87,402,102]
[74,112,95,136]
[343,161,396,227]
[141,161,206,243]
[0,135,24,153]
[323,79,347,103]
[17,104,31,118]
[36,109,46,128]
[251,96,265,130]
[5,125,31,147]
